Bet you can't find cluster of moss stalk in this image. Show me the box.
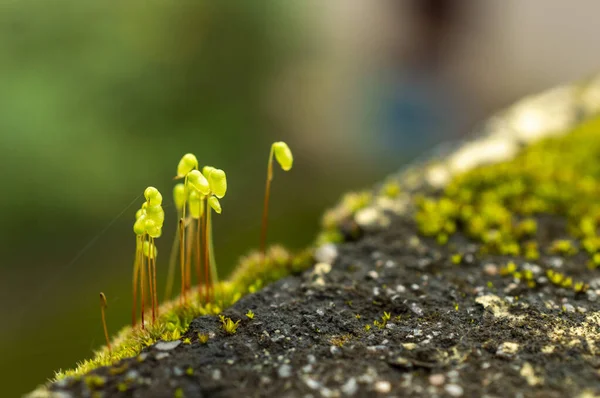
[57,142,298,380]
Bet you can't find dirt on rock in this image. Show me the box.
[47,211,600,398]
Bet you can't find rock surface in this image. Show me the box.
[34,78,600,397]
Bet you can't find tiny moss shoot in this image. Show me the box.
[99,292,111,353]
[260,142,293,255]
[219,315,240,335]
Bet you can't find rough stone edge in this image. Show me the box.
[26,73,600,398]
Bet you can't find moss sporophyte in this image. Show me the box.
[51,142,311,381]
[260,141,293,255]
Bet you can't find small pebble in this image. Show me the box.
[445,384,464,397]
[367,271,379,280]
[483,263,498,276]
[278,364,292,378]
[172,367,184,377]
[155,352,170,360]
[212,369,222,380]
[374,381,391,393]
[429,374,445,386]
[586,290,597,302]
[409,302,424,316]
[341,377,358,396]
[315,243,338,264]
[563,303,575,313]
[155,340,181,351]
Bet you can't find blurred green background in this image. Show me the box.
[0,2,388,396]
[3,1,600,396]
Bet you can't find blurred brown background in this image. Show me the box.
[1,1,599,395]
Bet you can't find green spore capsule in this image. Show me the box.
[187,169,210,195]
[273,142,293,171]
[144,187,163,206]
[146,204,165,227]
[206,168,227,199]
[173,183,186,212]
[143,241,158,259]
[133,215,146,235]
[177,153,198,178]
[208,196,222,214]
[188,190,204,219]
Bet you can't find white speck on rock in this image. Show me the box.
[307,354,316,364]
[374,381,391,393]
[496,342,520,358]
[316,309,325,316]
[124,370,140,381]
[212,369,222,380]
[155,352,170,360]
[278,364,292,378]
[341,377,358,396]
[304,376,321,390]
[410,302,424,316]
[355,207,379,227]
[445,384,464,397]
[330,345,341,355]
[314,262,332,275]
[173,367,184,377]
[155,340,181,351]
[367,271,379,280]
[429,374,445,386]
[563,303,575,313]
[315,243,338,264]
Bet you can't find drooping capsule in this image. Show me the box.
[173,183,187,212]
[205,168,227,199]
[208,196,222,214]
[144,187,163,206]
[188,189,204,219]
[177,153,198,178]
[143,240,158,259]
[272,142,293,171]
[187,170,210,195]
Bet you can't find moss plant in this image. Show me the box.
[412,116,600,279]
[200,166,227,303]
[197,333,209,344]
[219,315,240,335]
[99,292,111,353]
[132,187,164,328]
[53,245,311,381]
[46,145,314,383]
[260,142,293,255]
